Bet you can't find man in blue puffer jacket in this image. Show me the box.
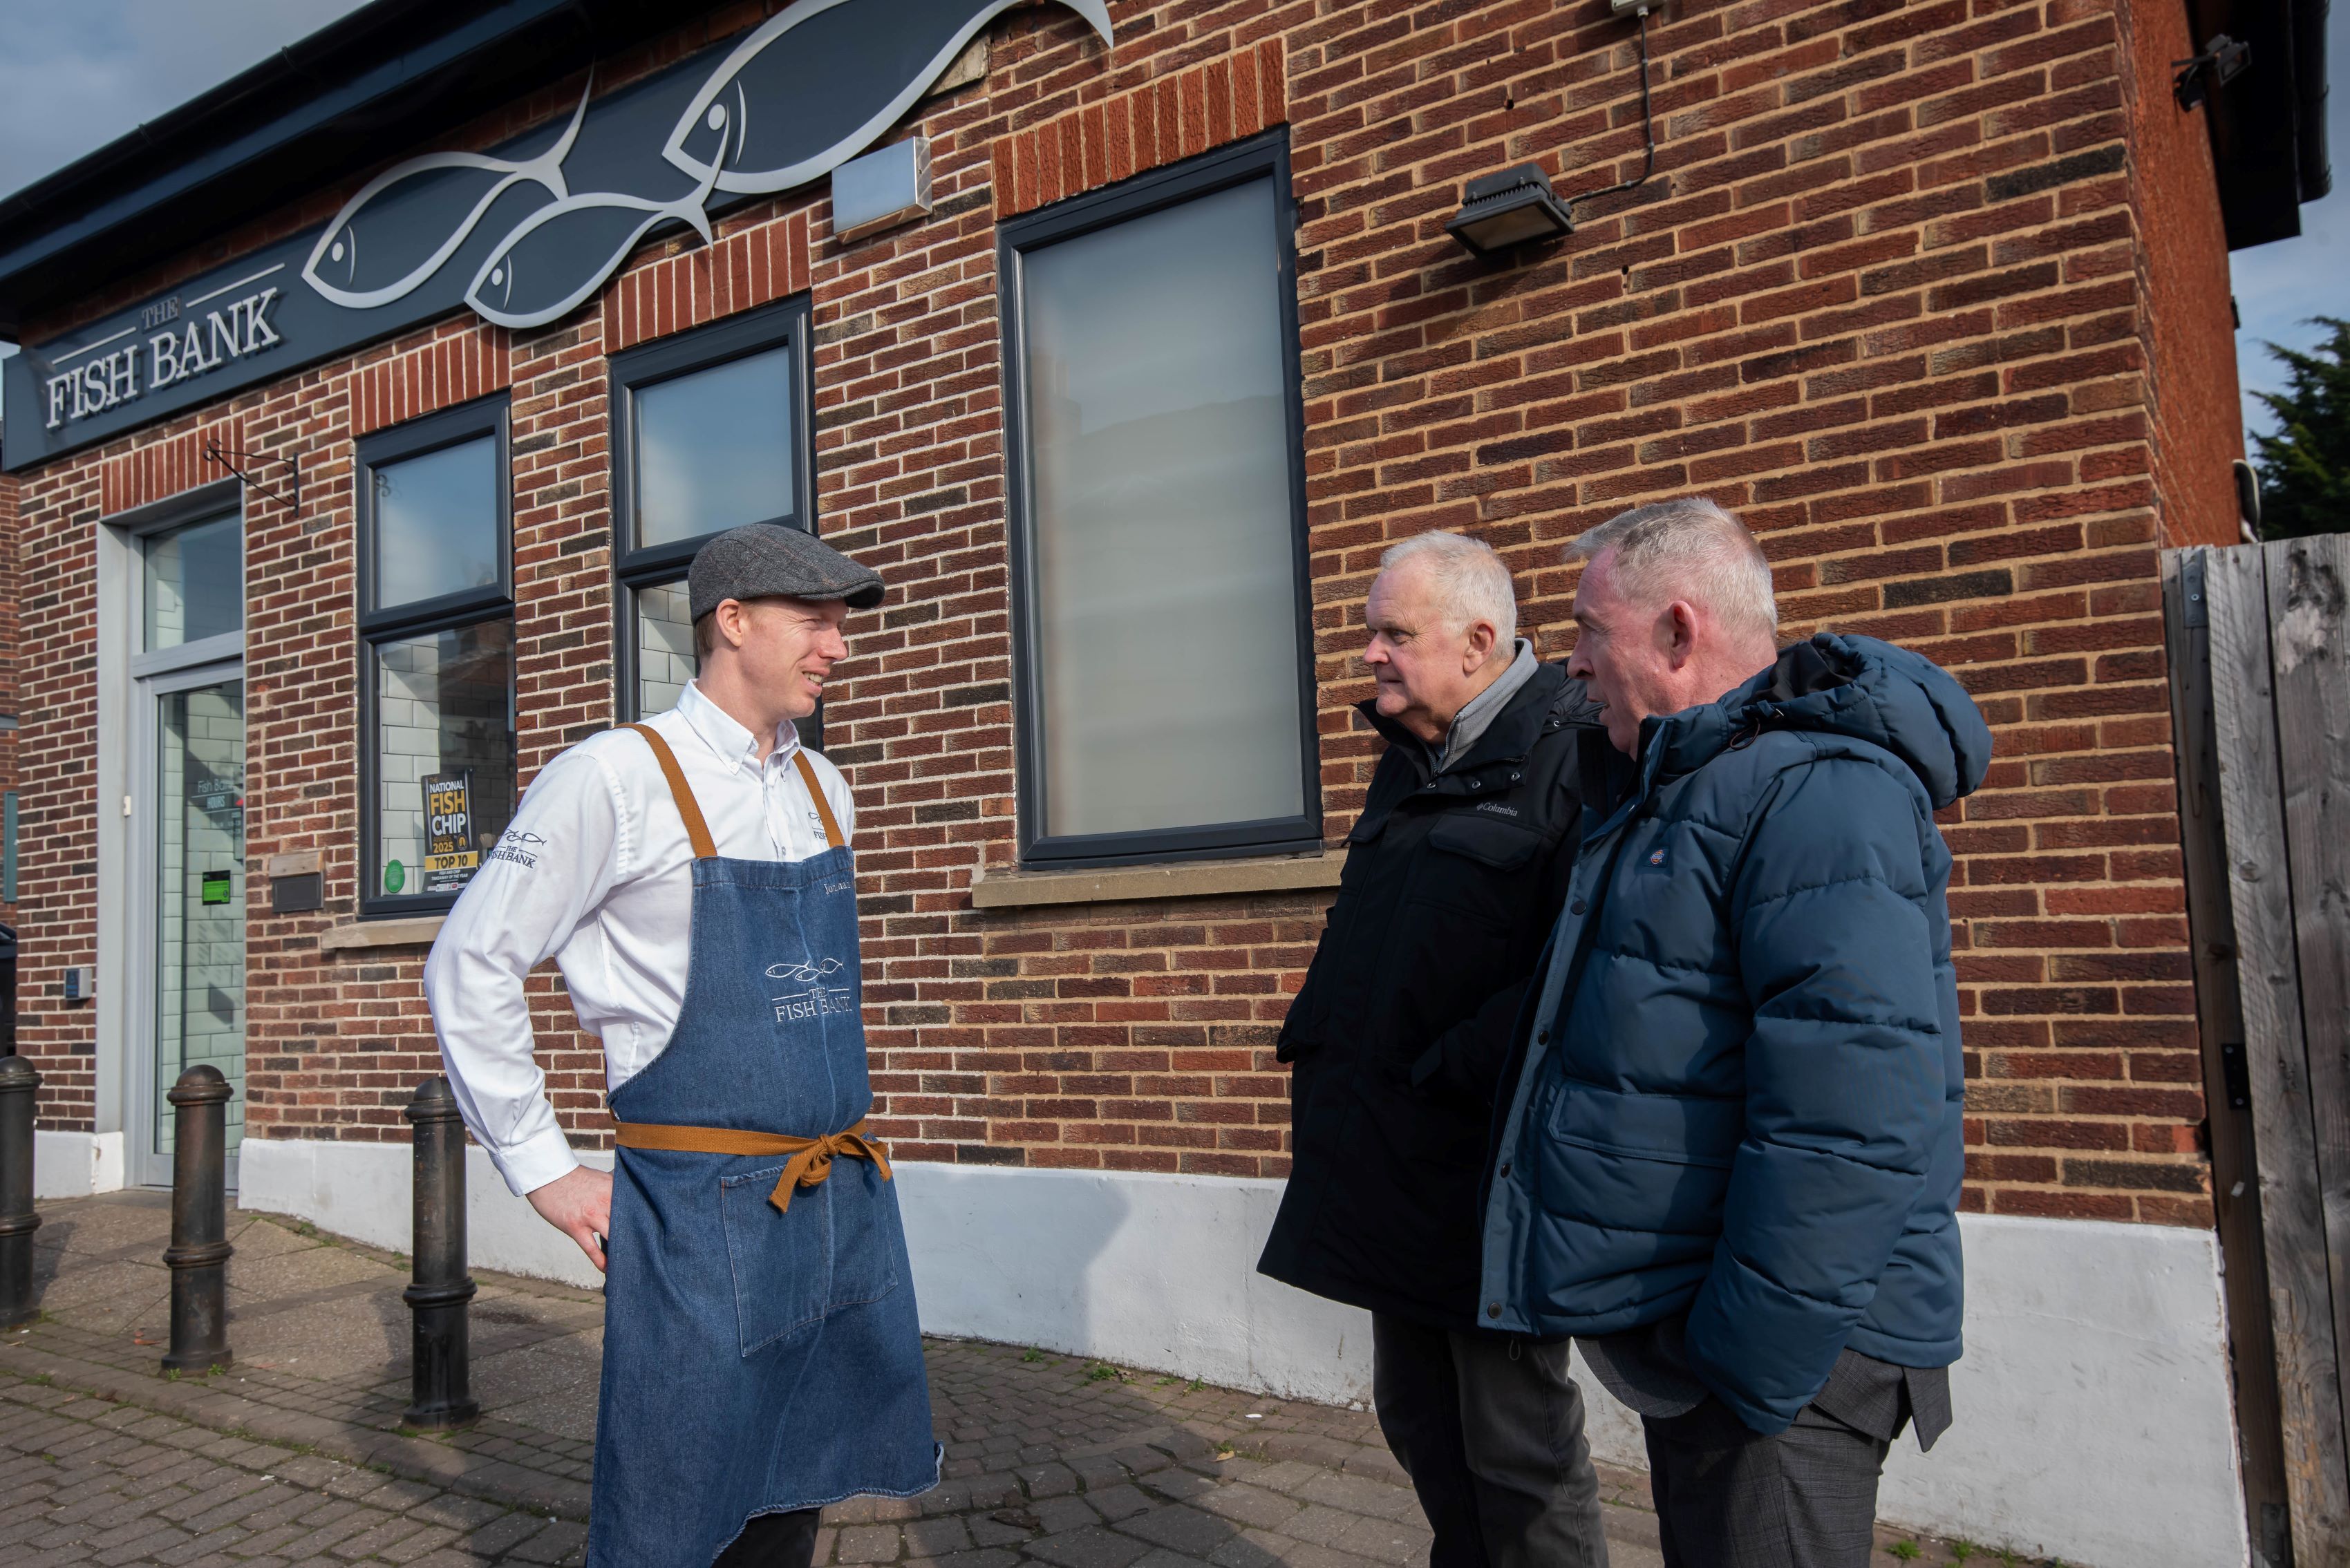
[1479,498,1991,1566]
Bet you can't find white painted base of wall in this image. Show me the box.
[233,1142,2245,1568]
[239,1137,615,1288]
[35,1131,126,1198]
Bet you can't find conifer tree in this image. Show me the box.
[2251,318,2350,540]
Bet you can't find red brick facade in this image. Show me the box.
[9,0,2239,1227]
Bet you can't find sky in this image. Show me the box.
[0,0,2340,448]
[2228,19,2350,442]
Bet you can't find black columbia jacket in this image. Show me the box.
[1256,661,1615,1328]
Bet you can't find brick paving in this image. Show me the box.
[3,1193,2004,1566]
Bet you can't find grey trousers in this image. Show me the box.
[1370,1314,1610,1568]
[1643,1398,1890,1568]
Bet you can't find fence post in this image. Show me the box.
[403,1076,478,1428]
[162,1064,233,1374]
[0,1053,39,1330]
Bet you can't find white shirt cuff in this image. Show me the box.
[492,1126,583,1197]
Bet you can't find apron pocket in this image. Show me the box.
[718,1159,904,1357]
[720,1166,829,1355]
[822,1158,903,1312]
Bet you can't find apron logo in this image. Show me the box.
[821,878,854,895]
[765,957,844,983]
[766,956,854,1023]
[771,986,856,1022]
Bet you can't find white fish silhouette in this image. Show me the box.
[765,956,846,982]
[301,74,591,310]
[463,127,726,330]
[661,0,1112,196]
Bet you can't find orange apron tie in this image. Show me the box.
[611,1117,894,1213]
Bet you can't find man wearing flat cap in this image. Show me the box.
[426,524,937,1568]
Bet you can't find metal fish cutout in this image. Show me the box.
[661,0,1113,195]
[302,75,591,310]
[463,143,724,330]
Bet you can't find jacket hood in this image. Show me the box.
[1649,634,1992,809]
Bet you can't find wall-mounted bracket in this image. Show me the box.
[201,439,299,517]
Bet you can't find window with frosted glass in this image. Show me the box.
[1002,135,1316,862]
[355,397,514,915]
[610,296,812,720]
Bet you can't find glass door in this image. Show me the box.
[149,672,245,1175]
[137,666,245,1188]
[126,504,245,1191]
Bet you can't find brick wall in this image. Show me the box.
[10,0,2219,1225]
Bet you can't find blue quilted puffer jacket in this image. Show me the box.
[1478,634,1992,1434]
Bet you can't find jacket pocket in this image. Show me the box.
[1426,813,1542,871]
[719,1160,902,1357]
[1399,813,1547,934]
[1545,1081,1742,1168]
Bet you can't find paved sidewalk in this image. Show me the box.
[3,1192,1989,1567]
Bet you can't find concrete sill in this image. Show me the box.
[317,916,447,951]
[969,851,1346,910]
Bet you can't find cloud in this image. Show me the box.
[0,0,370,359]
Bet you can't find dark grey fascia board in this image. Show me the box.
[0,0,708,336]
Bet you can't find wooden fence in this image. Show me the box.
[2165,534,2350,1568]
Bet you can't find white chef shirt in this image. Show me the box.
[422,680,857,1196]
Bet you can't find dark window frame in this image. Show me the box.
[608,295,816,726]
[354,394,515,919]
[997,129,1320,869]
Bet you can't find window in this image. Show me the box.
[610,297,814,721]
[355,397,514,917]
[143,510,242,650]
[999,131,1317,866]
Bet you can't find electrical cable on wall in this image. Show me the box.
[1443,1,1665,256]
[1566,4,1660,214]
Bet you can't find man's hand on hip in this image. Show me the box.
[526,1165,612,1272]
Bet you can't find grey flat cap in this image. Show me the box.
[688,524,885,619]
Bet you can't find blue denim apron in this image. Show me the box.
[586,725,939,1567]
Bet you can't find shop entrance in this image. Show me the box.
[126,508,245,1190]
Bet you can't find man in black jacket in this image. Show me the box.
[1257,531,1616,1568]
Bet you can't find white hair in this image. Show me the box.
[1377,530,1519,643]
[1566,496,1777,644]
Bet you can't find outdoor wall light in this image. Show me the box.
[1444,164,1576,256]
[1449,2,1662,261]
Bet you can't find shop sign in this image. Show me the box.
[422,771,480,896]
[3,0,1112,472]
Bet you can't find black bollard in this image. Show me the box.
[0,1053,39,1330]
[162,1064,234,1374]
[403,1076,478,1428]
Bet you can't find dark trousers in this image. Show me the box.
[1371,1314,1609,1568]
[713,1508,821,1568]
[1643,1399,1890,1568]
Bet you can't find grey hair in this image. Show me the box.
[1566,497,1777,643]
[1378,530,1519,643]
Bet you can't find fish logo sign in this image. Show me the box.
[301,75,590,311]
[661,0,1113,196]
[296,0,1113,332]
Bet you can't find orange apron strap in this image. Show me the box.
[622,723,718,861]
[792,750,847,851]
[612,1117,892,1213]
